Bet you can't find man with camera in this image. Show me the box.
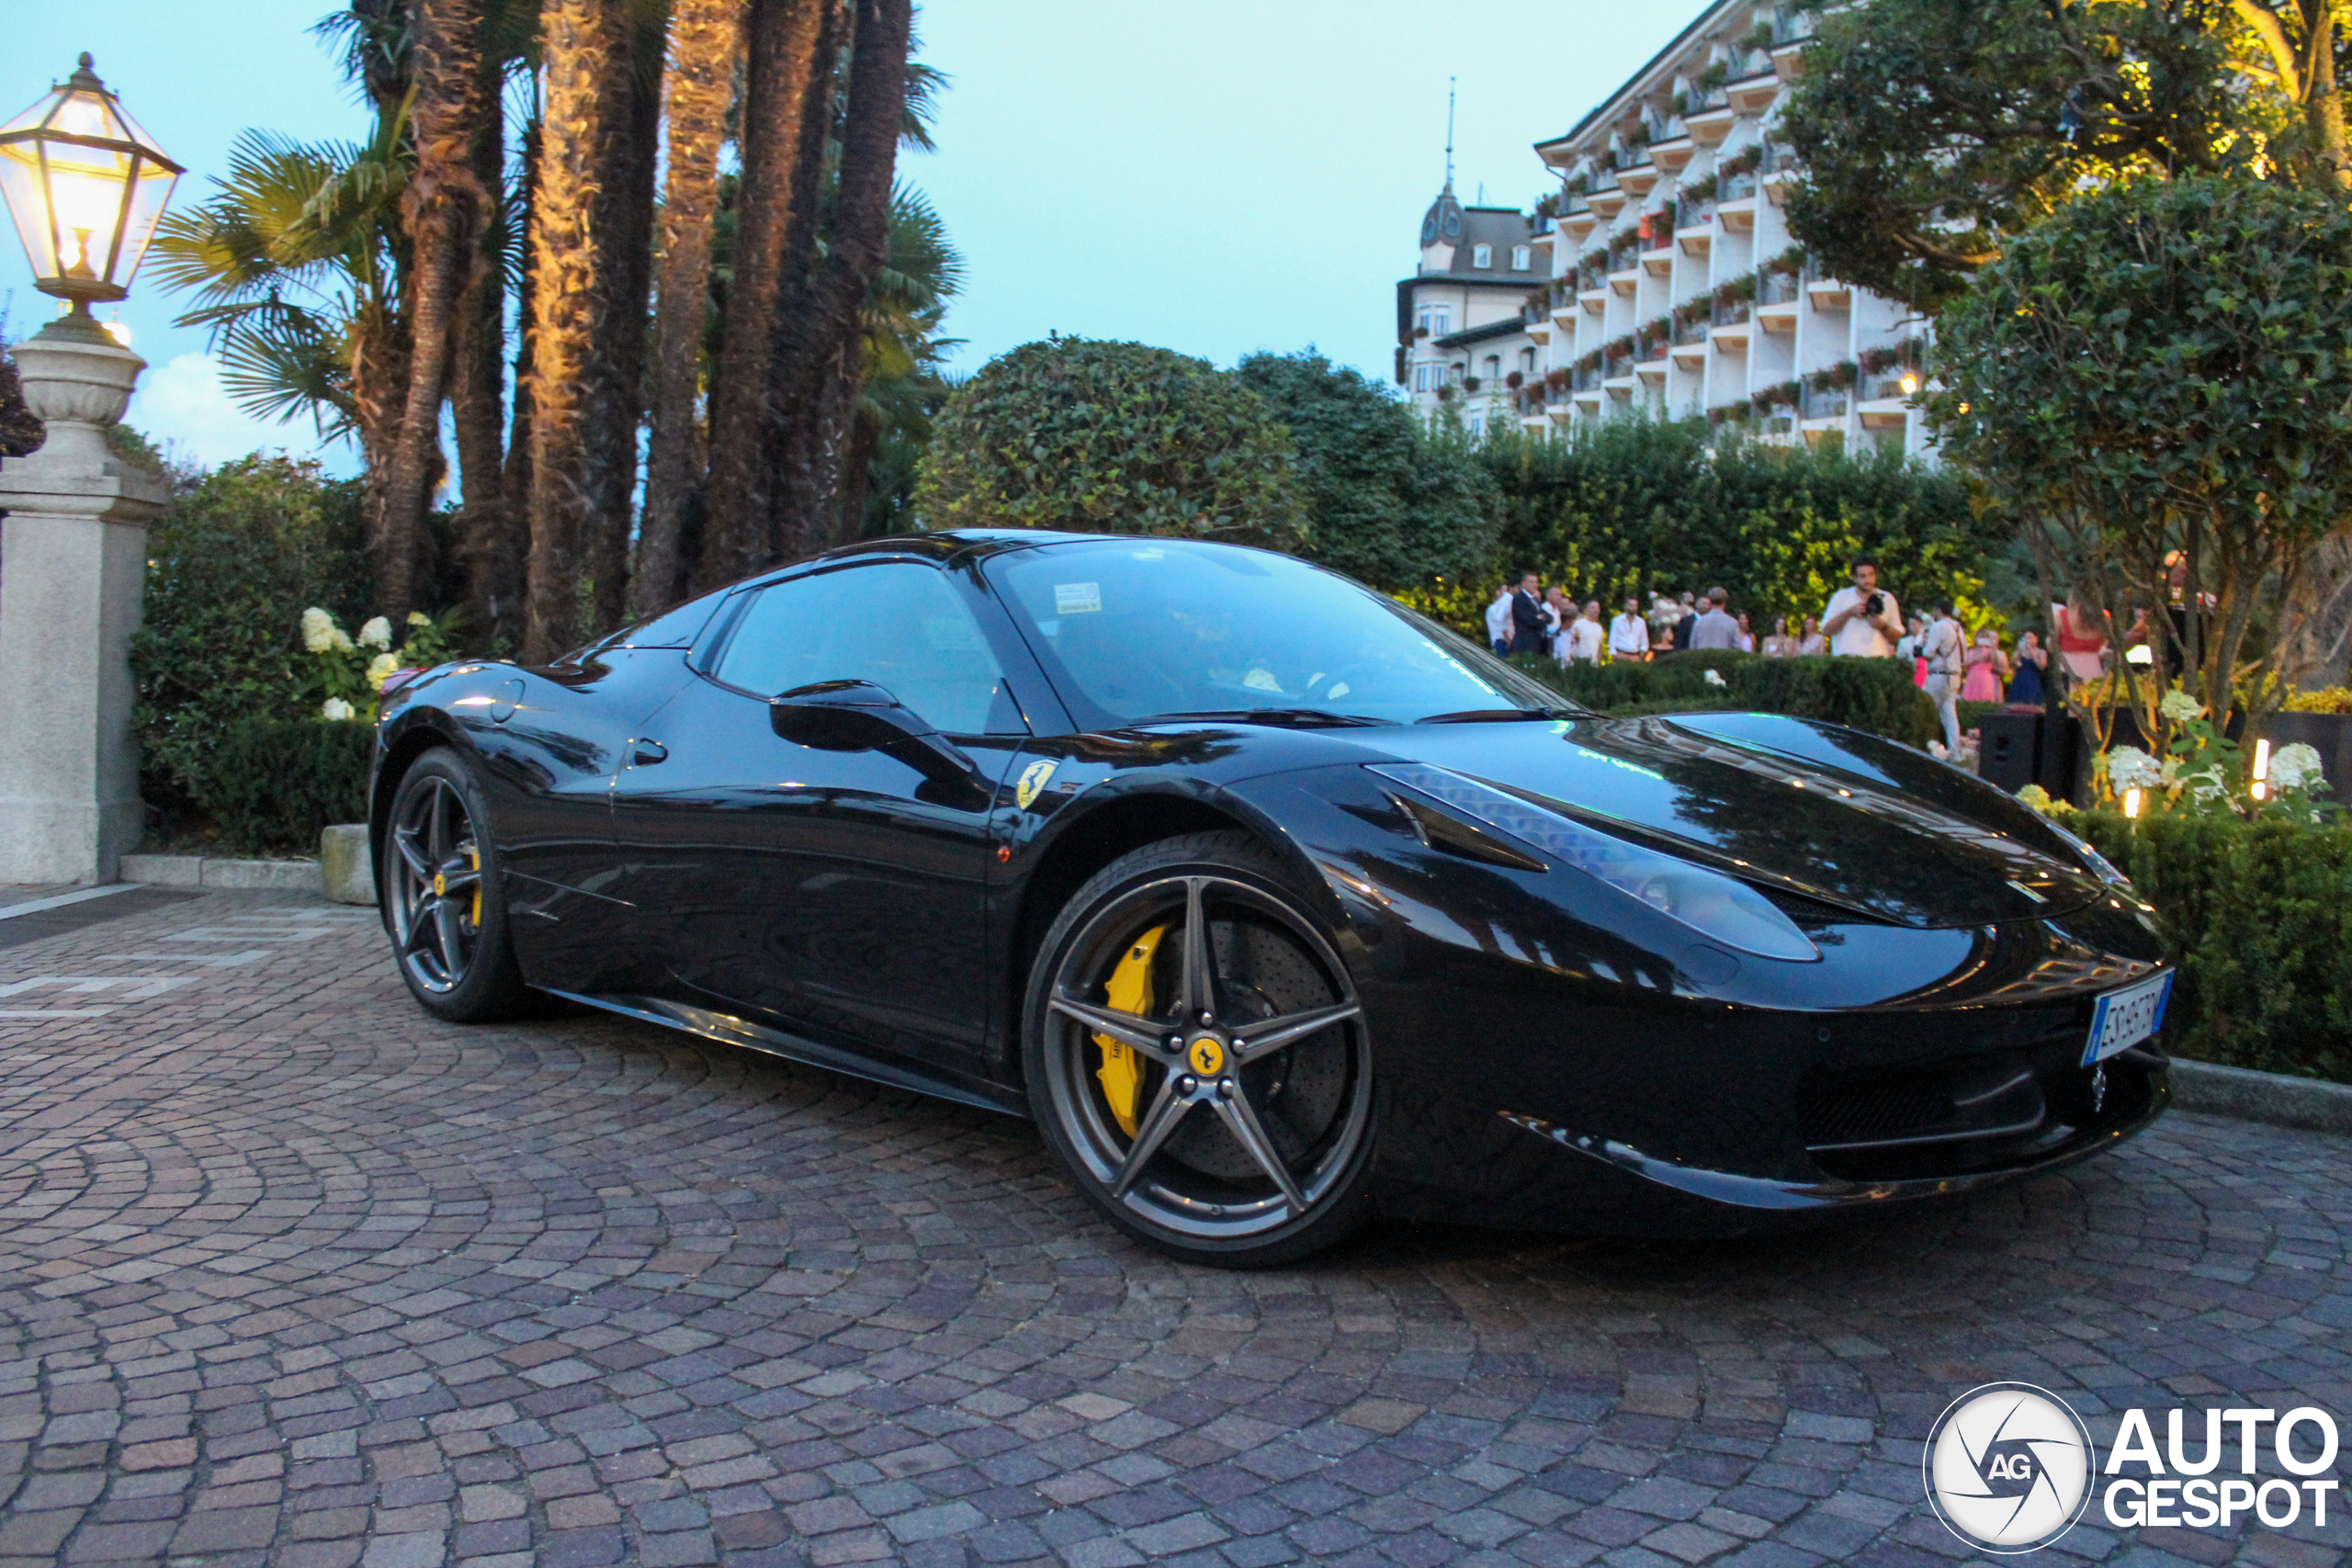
[1821,558,1905,659]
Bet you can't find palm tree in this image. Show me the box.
[378,0,492,620]
[759,0,914,565]
[146,126,412,525]
[698,0,842,591]
[523,0,635,660]
[633,0,745,618]
[836,182,961,537]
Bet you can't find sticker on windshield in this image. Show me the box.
[1055,582,1102,615]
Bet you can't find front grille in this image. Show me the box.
[1799,1074,1951,1146]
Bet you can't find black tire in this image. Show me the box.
[1023,830,1376,1267]
[380,749,536,1021]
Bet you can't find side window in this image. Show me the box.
[712,562,1024,734]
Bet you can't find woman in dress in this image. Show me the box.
[2007,630,2048,705]
[1761,615,1795,658]
[1736,613,1757,653]
[1797,615,1828,657]
[1961,628,2009,703]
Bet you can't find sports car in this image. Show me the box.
[371,530,2172,1266]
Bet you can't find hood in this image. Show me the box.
[1329,712,2105,929]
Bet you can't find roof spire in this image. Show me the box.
[1444,77,1456,191]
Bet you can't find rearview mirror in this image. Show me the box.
[770,680,979,785]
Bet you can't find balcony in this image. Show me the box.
[1675,198,1715,254]
[1669,319,1709,369]
[1799,384,1848,422]
[1804,257,1852,311]
[1859,370,1922,427]
[1670,313,1709,347]
[1709,298,1752,351]
[1602,349,1634,380]
[1573,364,1604,392]
[1580,288,1609,315]
[1680,83,1735,144]
[1760,139,1799,205]
[1719,168,1759,203]
[1758,267,1802,306]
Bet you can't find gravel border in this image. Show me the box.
[2170,1057,2352,1136]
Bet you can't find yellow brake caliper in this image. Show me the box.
[469,848,482,926]
[1093,925,1167,1137]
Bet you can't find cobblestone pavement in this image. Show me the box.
[0,889,2346,1568]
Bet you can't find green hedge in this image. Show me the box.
[2074,810,2352,1083]
[189,716,376,856]
[1511,650,1939,747]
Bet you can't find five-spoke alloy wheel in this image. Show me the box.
[382,750,533,1021]
[1026,832,1376,1266]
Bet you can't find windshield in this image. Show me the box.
[982,539,1577,728]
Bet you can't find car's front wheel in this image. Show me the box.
[1023,831,1376,1267]
[382,750,534,1021]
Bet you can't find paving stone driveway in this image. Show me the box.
[0,889,2345,1568]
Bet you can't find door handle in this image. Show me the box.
[631,739,668,766]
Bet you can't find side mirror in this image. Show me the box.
[770,680,978,783]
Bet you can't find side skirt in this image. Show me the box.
[547,989,1029,1118]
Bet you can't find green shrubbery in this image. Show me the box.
[1477,417,1997,629]
[132,456,379,854]
[1510,650,1939,747]
[2072,811,2352,1083]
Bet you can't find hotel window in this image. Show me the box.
[1419,305,1451,335]
[1469,411,1486,435]
[1511,245,1531,270]
[1473,243,1493,268]
[1412,363,1429,391]
[1483,355,1501,382]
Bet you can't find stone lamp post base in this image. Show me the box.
[0,311,167,886]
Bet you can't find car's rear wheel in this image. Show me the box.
[1023,831,1375,1267]
[382,750,534,1021]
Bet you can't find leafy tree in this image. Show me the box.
[914,339,1306,549]
[1927,175,2352,749]
[1477,417,1991,627]
[1777,0,2244,311]
[1233,350,1497,592]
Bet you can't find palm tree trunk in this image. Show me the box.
[501,115,539,575]
[633,0,743,617]
[453,53,515,649]
[524,0,632,661]
[763,0,911,562]
[696,0,840,590]
[578,13,666,636]
[379,0,492,621]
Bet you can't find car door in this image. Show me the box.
[610,558,1032,1081]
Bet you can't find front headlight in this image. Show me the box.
[1369,762,1820,963]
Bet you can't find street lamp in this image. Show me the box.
[0,53,181,316]
[0,54,181,886]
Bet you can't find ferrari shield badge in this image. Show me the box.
[1015,759,1057,809]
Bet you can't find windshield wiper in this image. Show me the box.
[1140,708,1385,728]
[1415,707,1566,724]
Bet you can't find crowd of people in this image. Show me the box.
[1482,558,2076,756]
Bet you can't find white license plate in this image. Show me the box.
[2083,972,2174,1066]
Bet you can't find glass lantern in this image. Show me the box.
[0,54,183,310]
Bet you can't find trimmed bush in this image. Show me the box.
[195,716,376,856]
[1512,651,1939,746]
[2072,811,2352,1083]
[132,457,373,852]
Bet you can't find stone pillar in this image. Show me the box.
[0,312,166,885]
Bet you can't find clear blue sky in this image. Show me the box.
[2,2,1691,468]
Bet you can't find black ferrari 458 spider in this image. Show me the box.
[372,531,2172,1266]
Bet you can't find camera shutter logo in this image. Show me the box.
[1924,1382,2096,1552]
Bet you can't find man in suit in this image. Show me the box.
[1509,572,1549,657]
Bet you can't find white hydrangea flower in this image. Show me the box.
[357,615,393,649]
[407,610,431,626]
[300,606,339,654]
[321,697,357,722]
[367,653,401,691]
[2159,689,2203,723]
[2104,745,2166,794]
[2268,742,2325,795]
[1702,668,1727,687]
